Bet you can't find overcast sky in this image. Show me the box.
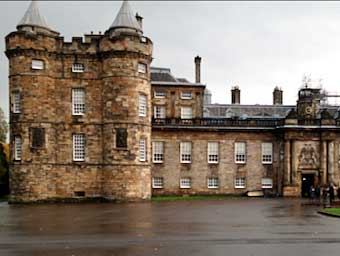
[2,1,340,121]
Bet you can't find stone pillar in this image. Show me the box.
[291,140,296,185]
[328,141,335,184]
[320,141,327,185]
[284,140,291,185]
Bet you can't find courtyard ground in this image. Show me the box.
[1,198,340,256]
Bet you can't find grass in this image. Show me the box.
[0,196,9,202]
[151,195,246,202]
[319,208,340,217]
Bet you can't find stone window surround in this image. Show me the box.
[154,105,166,119]
[262,178,273,189]
[152,177,164,189]
[234,142,246,164]
[14,135,22,161]
[138,94,147,117]
[72,63,85,73]
[235,177,246,189]
[207,177,219,189]
[139,137,147,162]
[262,142,273,164]
[12,90,21,114]
[181,91,192,100]
[137,62,147,74]
[72,88,86,116]
[180,177,191,189]
[154,90,166,98]
[31,59,44,70]
[73,133,86,162]
[180,141,192,163]
[180,106,193,119]
[152,141,164,163]
[207,141,219,164]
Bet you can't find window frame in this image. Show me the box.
[261,178,273,189]
[72,63,85,73]
[207,177,219,189]
[152,177,164,189]
[115,128,128,149]
[180,107,193,119]
[152,141,164,163]
[180,178,191,189]
[234,142,246,164]
[181,91,192,100]
[12,91,21,114]
[154,106,166,119]
[14,136,22,161]
[138,63,147,74]
[207,142,219,164]
[138,94,147,117]
[139,138,146,162]
[154,90,166,99]
[31,59,44,70]
[73,133,86,162]
[235,177,246,189]
[72,88,85,116]
[262,143,273,164]
[180,142,192,163]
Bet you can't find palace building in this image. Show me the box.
[6,1,340,202]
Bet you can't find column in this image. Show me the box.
[284,140,291,185]
[320,141,327,185]
[328,141,334,184]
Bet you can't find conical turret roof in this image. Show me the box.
[109,0,142,32]
[17,0,50,30]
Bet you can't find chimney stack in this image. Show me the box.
[231,86,240,104]
[135,13,143,30]
[194,55,201,83]
[273,87,283,105]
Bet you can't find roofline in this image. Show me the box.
[151,81,206,87]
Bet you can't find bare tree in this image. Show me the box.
[0,108,8,143]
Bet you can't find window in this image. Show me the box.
[180,178,191,189]
[14,136,22,161]
[152,141,164,163]
[139,94,147,117]
[72,88,85,115]
[116,128,128,149]
[31,128,45,148]
[235,177,246,188]
[152,177,164,189]
[139,138,146,162]
[262,143,273,164]
[154,90,166,98]
[138,63,147,74]
[180,142,192,163]
[12,92,21,114]
[235,142,246,163]
[73,134,85,161]
[208,142,219,163]
[181,91,192,99]
[72,63,85,73]
[154,106,166,119]
[262,178,273,189]
[32,59,44,70]
[181,107,192,119]
[207,177,219,189]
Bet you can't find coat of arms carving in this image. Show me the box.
[298,144,319,169]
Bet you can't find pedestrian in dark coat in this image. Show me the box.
[329,184,335,205]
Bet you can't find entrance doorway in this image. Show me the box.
[301,174,315,198]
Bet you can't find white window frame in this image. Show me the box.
[262,178,273,189]
[139,138,146,162]
[207,142,219,163]
[207,177,219,189]
[139,94,147,117]
[14,136,22,161]
[180,142,192,163]
[262,143,273,164]
[154,90,166,98]
[138,63,147,74]
[12,92,21,114]
[72,88,85,116]
[154,106,166,119]
[181,91,192,100]
[32,59,44,70]
[72,63,85,73]
[181,107,192,119]
[73,134,85,161]
[235,177,246,189]
[235,142,246,164]
[152,177,164,189]
[180,178,191,189]
[152,141,164,163]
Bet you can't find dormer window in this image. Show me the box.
[32,59,44,70]
[72,63,85,73]
[181,92,192,100]
[138,63,147,74]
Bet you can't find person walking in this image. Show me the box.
[329,183,335,206]
[309,185,315,203]
[322,186,329,208]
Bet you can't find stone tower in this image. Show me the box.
[6,0,153,202]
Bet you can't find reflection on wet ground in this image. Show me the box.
[0,198,340,256]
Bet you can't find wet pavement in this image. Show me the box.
[0,198,340,256]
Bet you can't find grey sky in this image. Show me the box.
[2,1,340,121]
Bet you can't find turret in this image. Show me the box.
[273,87,283,105]
[231,86,241,104]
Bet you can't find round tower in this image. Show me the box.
[99,0,153,200]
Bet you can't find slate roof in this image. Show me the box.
[110,0,142,32]
[17,1,50,30]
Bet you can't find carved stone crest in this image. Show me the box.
[298,144,319,169]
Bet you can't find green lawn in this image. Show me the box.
[151,195,246,202]
[320,208,340,217]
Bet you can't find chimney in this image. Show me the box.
[136,13,143,30]
[231,86,240,104]
[194,55,201,83]
[273,87,283,105]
